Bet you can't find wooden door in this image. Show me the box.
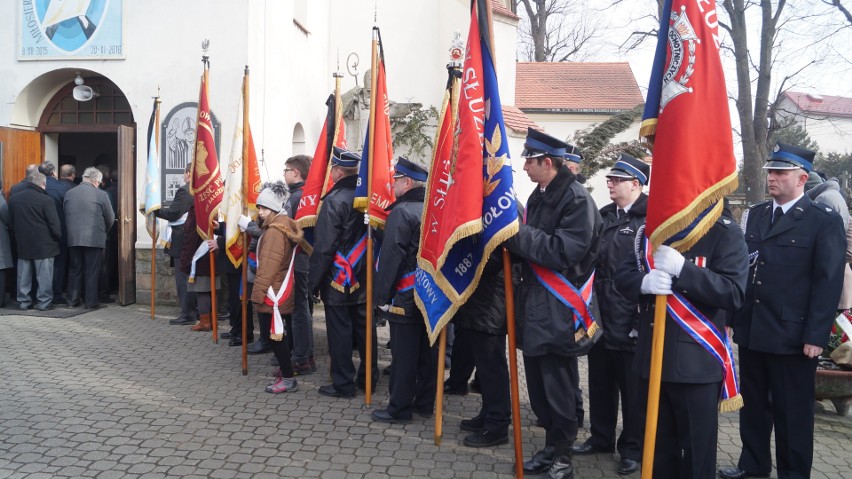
[0,127,42,199]
[117,125,136,305]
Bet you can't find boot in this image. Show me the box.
[191,313,212,332]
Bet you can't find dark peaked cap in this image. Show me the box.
[763,142,815,173]
[606,153,650,185]
[394,156,428,182]
[331,146,361,168]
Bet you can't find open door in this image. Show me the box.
[0,127,43,198]
[117,125,136,305]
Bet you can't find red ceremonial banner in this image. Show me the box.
[641,0,737,250]
[190,68,224,240]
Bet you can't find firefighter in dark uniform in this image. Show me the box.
[719,143,845,479]
[615,203,749,478]
[572,154,649,476]
[370,157,437,423]
[308,147,378,398]
[506,128,602,479]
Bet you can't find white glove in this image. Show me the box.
[653,245,686,277]
[640,269,673,295]
[237,215,251,232]
[378,304,390,312]
[364,213,371,225]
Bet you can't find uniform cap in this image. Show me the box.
[331,147,361,168]
[763,142,815,172]
[393,156,428,182]
[606,153,650,185]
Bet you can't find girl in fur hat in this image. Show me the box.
[251,181,304,393]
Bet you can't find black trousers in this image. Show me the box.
[651,380,721,479]
[67,246,103,308]
[524,353,580,456]
[587,341,643,460]
[447,325,476,388]
[263,312,294,377]
[737,346,817,479]
[468,329,510,435]
[285,270,313,363]
[325,303,377,395]
[387,319,438,419]
[52,243,68,301]
[227,273,253,339]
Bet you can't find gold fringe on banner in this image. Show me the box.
[639,118,658,140]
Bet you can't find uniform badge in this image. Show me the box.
[722,218,731,225]
[693,256,707,268]
[619,226,635,235]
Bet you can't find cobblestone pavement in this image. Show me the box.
[1,304,850,478]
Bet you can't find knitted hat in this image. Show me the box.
[256,181,290,213]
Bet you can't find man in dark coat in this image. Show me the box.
[572,154,649,476]
[719,143,846,479]
[506,129,602,479]
[9,164,38,197]
[9,172,61,310]
[308,147,377,398]
[370,157,436,423]
[41,162,74,304]
[64,167,115,310]
[154,165,195,325]
[616,209,749,479]
[282,154,315,373]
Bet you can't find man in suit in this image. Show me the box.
[9,172,62,311]
[573,154,649,476]
[719,143,846,479]
[41,162,74,304]
[10,164,38,197]
[64,167,115,310]
[154,164,195,325]
[506,129,602,479]
[308,147,377,398]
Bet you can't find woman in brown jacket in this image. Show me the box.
[250,181,304,393]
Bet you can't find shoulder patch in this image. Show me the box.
[810,201,835,215]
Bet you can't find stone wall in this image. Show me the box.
[136,248,180,307]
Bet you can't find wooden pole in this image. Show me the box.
[641,294,668,479]
[434,328,447,445]
[241,66,250,376]
[364,29,379,406]
[502,247,524,478]
[210,224,218,343]
[151,97,161,320]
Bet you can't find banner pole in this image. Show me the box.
[364,29,379,406]
[151,97,161,320]
[210,223,219,344]
[502,247,524,477]
[241,66,251,375]
[641,295,668,479]
[434,328,447,445]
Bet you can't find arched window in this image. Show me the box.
[292,122,306,155]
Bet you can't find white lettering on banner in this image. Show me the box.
[693,0,721,49]
[482,187,516,227]
[415,269,438,305]
[299,194,318,209]
[434,170,452,208]
[454,252,474,276]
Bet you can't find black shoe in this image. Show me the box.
[246,340,270,355]
[548,455,574,479]
[618,458,639,476]
[66,301,80,309]
[36,304,55,311]
[523,446,555,474]
[220,331,236,339]
[463,429,508,448]
[356,379,377,392]
[571,442,614,455]
[229,337,249,347]
[717,467,769,479]
[414,408,433,419]
[293,361,314,376]
[371,408,411,424]
[170,317,196,325]
[444,380,468,396]
[84,304,104,311]
[317,384,355,398]
[460,415,485,432]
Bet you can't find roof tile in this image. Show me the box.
[782,91,852,119]
[515,62,643,112]
[502,105,542,134]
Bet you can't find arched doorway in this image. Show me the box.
[36,75,137,305]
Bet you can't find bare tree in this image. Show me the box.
[516,0,602,62]
[825,0,852,24]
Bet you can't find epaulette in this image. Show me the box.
[749,200,771,210]
[716,216,734,227]
[810,200,836,215]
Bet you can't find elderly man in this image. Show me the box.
[64,167,115,310]
[42,162,75,304]
[10,164,38,197]
[9,172,62,311]
[0,190,12,307]
[720,143,846,479]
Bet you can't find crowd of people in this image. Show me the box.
[1,163,116,312]
[1,130,849,479]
